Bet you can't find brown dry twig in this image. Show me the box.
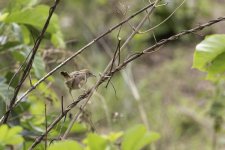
[105,38,121,88]
[29,15,225,149]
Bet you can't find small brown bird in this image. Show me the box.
[61,69,95,99]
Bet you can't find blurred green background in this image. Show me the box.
[1,0,225,149]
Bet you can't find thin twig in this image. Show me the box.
[112,16,225,73]
[138,0,186,34]
[29,74,33,87]
[44,104,47,150]
[61,96,64,115]
[105,38,121,88]
[8,28,37,90]
[57,96,65,139]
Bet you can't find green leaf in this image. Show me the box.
[7,0,38,12]
[0,125,24,146]
[70,123,88,133]
[0,41,21,53]
[4,5,58,33]
[0,82,14,105]
[51,31,65,48]
[193,34,225,81]
[0,144,4,150]
[12,50,25,62]
[5,71,20,88]
[135,132,160,150]
[0,99,5,117]
[0,78,7,116]
[85,133,109,150]
[5,126,24,145]
[21,25,31,44]
[121,125,160,150]
[0,125,8,142]
[106,132,123,142]
[11,46,46,79]
[3,5,65,48]
[33,53,46,78]
[0,13,9,21]
[48,140,83,150]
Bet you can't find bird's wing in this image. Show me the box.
[66,77,79,89]
[76,74,86,87]
[69,71,80,77]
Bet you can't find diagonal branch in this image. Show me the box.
[114,16,225,70]
[1,0,61,124]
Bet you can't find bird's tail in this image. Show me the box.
[60,71,70,79]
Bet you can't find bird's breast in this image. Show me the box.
[65,75,85,90]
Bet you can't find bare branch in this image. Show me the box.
[44,104,47,150]
[139,0,186,34]
[112,16,225,73]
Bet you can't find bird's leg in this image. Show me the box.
[84,74,87,84]
[69,88,74,101]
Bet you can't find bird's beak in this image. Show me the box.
[91,73,96,77]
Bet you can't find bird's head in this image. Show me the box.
[81,69,96,78]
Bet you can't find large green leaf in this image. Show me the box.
[0,125,24,146]
[3,5,65,48]
[85,133,109,150]
[33,53,46,79]
[193,34,225,81]
[121,124,160,150]
[48,140,83,150]
[7,0,38,12]
[20,25,31,44]
[106,132,123,142]
[4,5,59,33]
[0,41,21,53]
[0,82,14,104]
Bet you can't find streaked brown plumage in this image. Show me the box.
[60,69,95,98]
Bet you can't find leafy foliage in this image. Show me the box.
[48,140,83,150]
[121,125,160,150]
[0,125,24,148]
[48,124,159,150]
[0,0,63,118]
[1,4,65,48]
[193,34,225,81]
